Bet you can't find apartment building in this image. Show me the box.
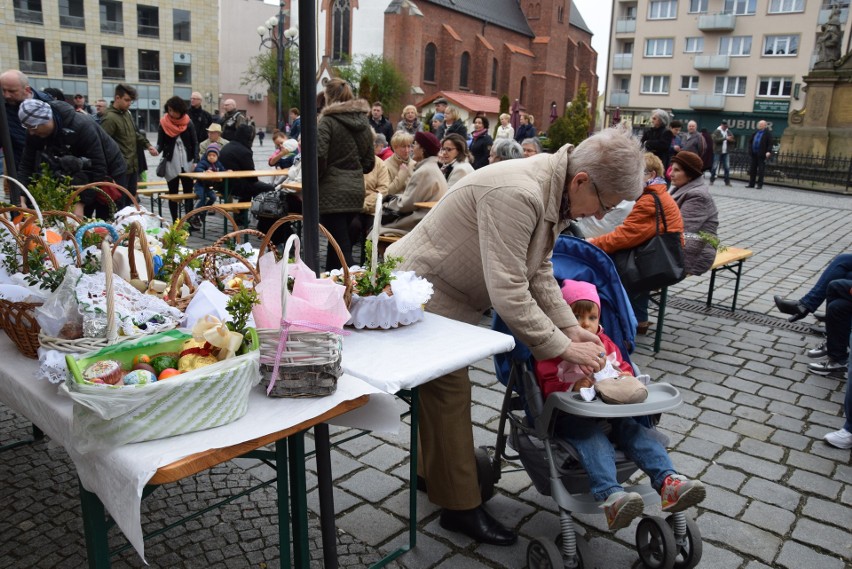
[3,1,219,131]
[605,0,852,144]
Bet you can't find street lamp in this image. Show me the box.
[258,1,298,130]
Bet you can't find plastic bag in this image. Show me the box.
[34,266,83,338]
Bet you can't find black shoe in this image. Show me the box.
[756,185,763,189]
[439,506,517,546]
[808,360,847,376]
[746,185,755,188]
[807,342,828,359]
[774,296,810,322]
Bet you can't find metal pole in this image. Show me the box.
[277,1,285,130]
[299,0,319,273]
[0,102,19,204]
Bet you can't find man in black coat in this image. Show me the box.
[747,120,773,189]
[188,92,213,152]
[1,69,53,170]
[368,102,394,143]
[17,98,127,218]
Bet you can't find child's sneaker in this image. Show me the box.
[601,491,644,531]
[660,474,706,512]
[824,428,852,449]
[189,216,203,230]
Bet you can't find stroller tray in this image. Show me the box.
[544,383,682,419]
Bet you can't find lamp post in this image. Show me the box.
[257,1,298,130]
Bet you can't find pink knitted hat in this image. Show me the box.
[560,279,600,311]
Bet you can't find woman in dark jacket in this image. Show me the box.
[469,116,493,170]
[669,151,719,276]
[443,106,468,140]
[317,78,376,270]
[513,113,537,143]
[640,109,674,171]
[156,96,198,221]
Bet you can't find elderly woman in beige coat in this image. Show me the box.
[380,131,447,236]
[385,131,414,197]
[387,127,644,545]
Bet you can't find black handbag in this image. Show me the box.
[250,189,289,219]
[611,191,685,294]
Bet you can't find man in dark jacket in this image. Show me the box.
[188,92,213,148]
[220,99,248,142]
[1,69,53,169]
[218,124,278,230]
[17,98,127,218]
[747,120,773,189]
[368,102,394,142]
[100,83,159,202]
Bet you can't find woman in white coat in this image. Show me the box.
[439,133,474,190]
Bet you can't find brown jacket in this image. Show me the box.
[387,145,579,360]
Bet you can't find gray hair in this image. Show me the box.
[521,137,543,153]
[569,126,644,202]
[374,133,388,147]
[491,138,523,161]
[651,108,670,127]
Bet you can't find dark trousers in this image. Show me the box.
[748,154,767,187]
[319,212,356,272]
[167,173,194,221]
[801,254,852,312]
[115,172,138,210]
[825,279,852,364]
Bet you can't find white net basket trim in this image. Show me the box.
[346,293,425,330]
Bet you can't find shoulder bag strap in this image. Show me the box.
[649,191,668,235]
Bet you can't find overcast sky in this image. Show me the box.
[573,0,612,95]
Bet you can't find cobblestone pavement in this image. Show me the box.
[2,155,851,568]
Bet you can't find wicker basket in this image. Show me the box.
[65,181,140,219]
[258,233,346,398]
[164,245,261,311]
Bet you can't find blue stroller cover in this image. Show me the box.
[493,235,637,392]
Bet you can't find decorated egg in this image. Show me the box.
[158,368,181,380]
[123,369,157,385]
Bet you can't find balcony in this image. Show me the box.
[818,7,848,24]
[693,54,731,71]
[610,91,630,107]
[689,92,726,109]
[138,25,159,38]
[60,14,85,29]
[613,53,633,69]
[103,67,125,79]
[19,60,47,75]
[14,8,43,24]
[63,63,88,77]
[698,12,736,31]
[615,18,636,33]
[101,20,123,34]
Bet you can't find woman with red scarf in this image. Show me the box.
[156,96,198,221]
[469,116,493,170]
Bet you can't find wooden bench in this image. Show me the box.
[159,193,196,220]
[137,187,166,214]
[650,246,754,353]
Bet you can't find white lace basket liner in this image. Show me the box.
[61,328,261,453]
[37,222,179,353]
[346,197,433,329]
[257,234,346,398]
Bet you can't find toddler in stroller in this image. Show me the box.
[490,236,705,569]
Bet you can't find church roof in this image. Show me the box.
[570,5,593,35]
[421,0,535,38]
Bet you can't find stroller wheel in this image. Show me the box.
[475,446,496,503]
[636,516,676,569]
[666,515,702,569]
[527,537,563,569]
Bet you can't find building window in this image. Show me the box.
[174,62,191,84]
[648,0,678,19]
[491,58,498,92]
[621,41,634,54]
[173,9,191,42]
[460,52,470,89]
[714,76,747,95]
[423,43,436,83]
[641,75,670,94]
[14,0,43,25]
[520,77,527,104]
[138,49,160,82]
[689,0,709,12]
[723,0,757,14]
[681,75,700,90]
[59,0,85,30]
[645,38,674,56]
[18,37,47,75]
[758,76,793,96]
[768,0,804,12]
[137,5,159,38]
[331,0,351,62]
[764,34,799,55]
[684,37,704,53]
[558,5,565,22]
[99,1,123,34]
[101,46,124,79]
[719,36,752,56]
[61,42,87,77]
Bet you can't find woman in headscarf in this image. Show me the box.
[668,151,719,276]
[439,133,474,188]
[156,96,198,221]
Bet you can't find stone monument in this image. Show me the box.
[782,6,852,156]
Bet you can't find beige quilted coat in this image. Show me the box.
[387,144,579,360]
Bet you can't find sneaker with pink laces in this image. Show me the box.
[601,491,644,531]
[660,474,706,512]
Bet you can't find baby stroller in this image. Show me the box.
[484,236,702,569]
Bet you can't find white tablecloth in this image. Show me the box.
[0,336,398,561]
[341,313,515,393]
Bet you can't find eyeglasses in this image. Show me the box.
[591,179,617,214]
[439,146,457,153]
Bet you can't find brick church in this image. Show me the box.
[382,0,598,129]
